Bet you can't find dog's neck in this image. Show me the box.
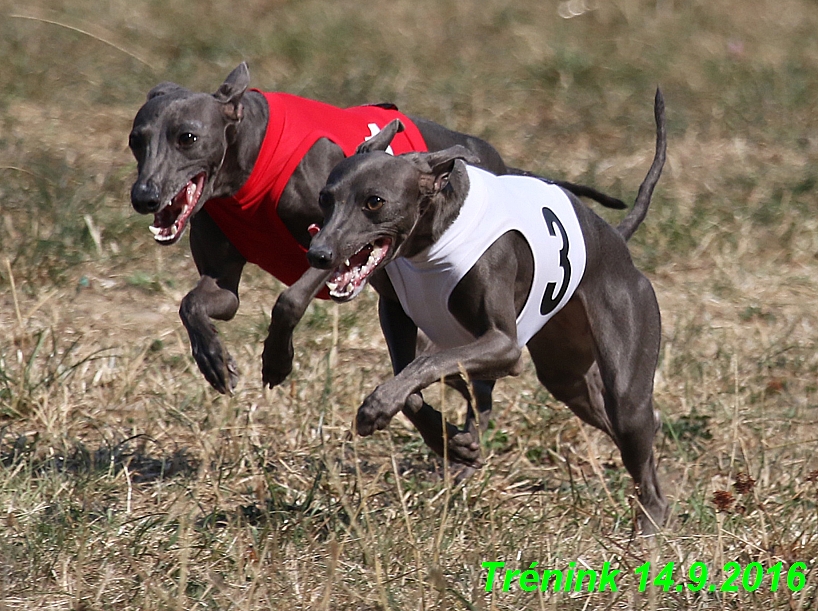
[398,162,471,259]
[209,90,269,198]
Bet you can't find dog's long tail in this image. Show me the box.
[617,88,667,242]
[551,178,627,210]
[506,166,627,210]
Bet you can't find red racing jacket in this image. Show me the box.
[204,91,428,298]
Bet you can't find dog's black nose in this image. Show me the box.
[307,245,335,269]
[131,180,162,214]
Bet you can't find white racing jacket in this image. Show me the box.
[385,165,586,350]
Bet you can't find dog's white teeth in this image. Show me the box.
[151,222,181,243]
[344,259,350,267]
[186,182,197,205]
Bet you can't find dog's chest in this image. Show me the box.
[385,166,586,349]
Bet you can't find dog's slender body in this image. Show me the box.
[307,91,668,532]
[128,63,624,405]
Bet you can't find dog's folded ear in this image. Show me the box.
[213,62,251,122]
[356,119,404,154]
[147,82,187,101]
[415,145,480,196]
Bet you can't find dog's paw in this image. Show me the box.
[447,430,483,468]
[261,335,294,388]
[406,403,483,469]
[356,386,404,436]
[636,493,669,536]
[191,331,239,394]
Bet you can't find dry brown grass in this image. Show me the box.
[1,0,817,609]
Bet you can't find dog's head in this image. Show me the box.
[128,63,249,245]
[308,119,478,302]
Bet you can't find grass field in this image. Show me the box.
[1,0,817,609]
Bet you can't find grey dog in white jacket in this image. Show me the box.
[307,91,668,533]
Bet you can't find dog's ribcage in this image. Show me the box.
[385,165,586,350]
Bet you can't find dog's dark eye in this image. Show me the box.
[364,195,385,212]
[178,132,197,148]
[318,191,333,210]
[128,133,143,151]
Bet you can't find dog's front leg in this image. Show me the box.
[182,209,247,394]
[380,296,488,466]
[180,276,241,393]
[262,267,331,388]
[355,328,521,437]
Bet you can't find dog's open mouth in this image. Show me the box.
[326,238,392,301]
[149,172,206,244]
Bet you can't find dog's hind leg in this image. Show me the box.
[443,376,494,466]
[527,294,666,534]
[578,269,667,534]
[415,332,494,465]
[527,299,613,434]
